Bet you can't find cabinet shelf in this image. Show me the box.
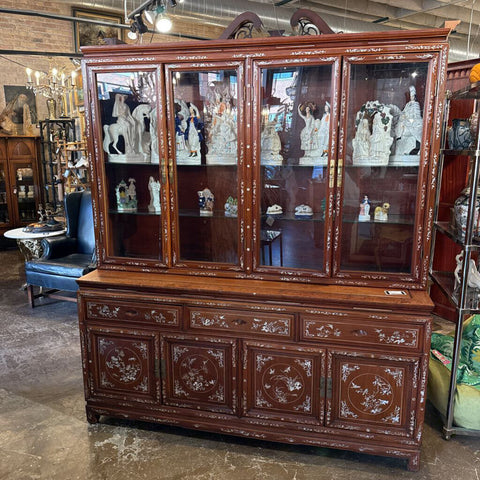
[179,209,238,219]
[106,161,159,167]
[343,214,414,226]
[261,212,325,222]
[345,163,419,169]
[434,221,480,249]
[450,81,480,100]
[430,270,480,312]
[442,149,480,156]
[109,208,161,216]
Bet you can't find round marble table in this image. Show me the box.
[4,227,66,261]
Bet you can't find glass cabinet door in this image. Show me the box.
[95,69,164,263]
[338,57,432,276]
[12,163,36,224]
[254,59,339,274]
[0,160,9,225]
[168,65,242,267]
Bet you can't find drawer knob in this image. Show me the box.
[352,329,368,336]
[125,309,138,317]
[232,318,247,325]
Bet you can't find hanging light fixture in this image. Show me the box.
[155,15,172,33]
[127,0,177,36]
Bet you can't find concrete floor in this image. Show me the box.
[1,249,479,479]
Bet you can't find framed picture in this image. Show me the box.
[3,86,37,126]
[73,8,124,52]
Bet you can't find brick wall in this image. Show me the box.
[0,2,224,123]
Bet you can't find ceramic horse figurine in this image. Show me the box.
[103,94,136,156]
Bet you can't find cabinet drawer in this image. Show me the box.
[85,300,181,327]
[188,307,294,339]
[300,314,423,350]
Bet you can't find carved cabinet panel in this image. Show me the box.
[326,348,421,438]
[242,341,325,425]
[161,334,237,414]
[83,324,161,405]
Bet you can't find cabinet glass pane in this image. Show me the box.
[14,165,36,223]
[96,71,162,260]
[259,65,332,270]
[172,69,239,264]
[0,163,8,224]
[341,61,429,273]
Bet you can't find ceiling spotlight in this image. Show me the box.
[127,27,138,40]
[155,16,172,33]
[144,0,166,24]
[133,14,148,35]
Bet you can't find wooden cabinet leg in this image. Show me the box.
[86,407,100,424]
[407,453,420,472]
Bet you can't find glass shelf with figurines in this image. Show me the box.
[108,209,161,216]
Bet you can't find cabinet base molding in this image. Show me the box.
[84,404,421,471]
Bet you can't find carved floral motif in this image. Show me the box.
[375,329,417,347]
[104,346,143,384]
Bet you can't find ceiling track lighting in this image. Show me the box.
[127,0,178,37]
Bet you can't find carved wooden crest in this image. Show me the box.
[220,9,334,39]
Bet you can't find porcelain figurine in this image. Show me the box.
[186,104,204,159]
[116,178,137,212]
[103,94,150,163]
[390,86,423,166]
[448,118,472,150]
[352,118,371,164]
[175,99,199,165]
[298,101,326,165]
[358,195,371,222]
[148,176,161,213]
[353,101,393,166]
[224,196,238,217]
[315,101,330,162]
[294,204,313,217]
[369,110,393,164]
[207,94,238,165]
[261,121,283,165]
[198,187,214,216]
[266,204,283,215]
[374,202,390,222]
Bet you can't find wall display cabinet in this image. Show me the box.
[0,135,42,235]
[429,82,480,438]
[78,28,449,470]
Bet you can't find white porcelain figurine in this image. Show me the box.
[148,176,161,213]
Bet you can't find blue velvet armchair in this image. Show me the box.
[25,191,96,307]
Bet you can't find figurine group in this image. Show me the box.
[103,93,156,164]
[454,251,480,292]
[297,101,330,166]
[175,99,204,165]
[115,178,138,212]
[358,195,390,222]
[352,86,423,166]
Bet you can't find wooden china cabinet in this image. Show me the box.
[0,135,42,236]
[78,25,449,470]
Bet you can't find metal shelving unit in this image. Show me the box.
[39,119,76,211]
[430,82,480,439]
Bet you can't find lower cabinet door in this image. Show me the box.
[326,348,422,438]
[83,324,161,405]
[242,341,326,425]
[161,334,237,414]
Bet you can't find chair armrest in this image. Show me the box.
[40,236,77,259]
